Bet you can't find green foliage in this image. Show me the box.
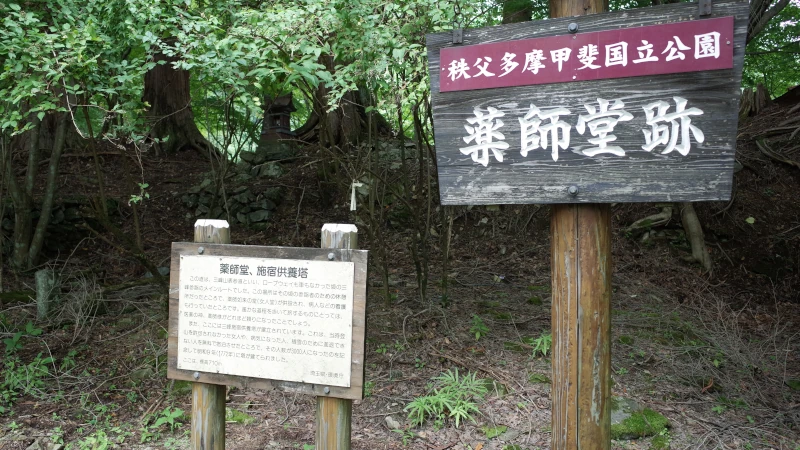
[364,380,375,397]
[404,368,487,428]
[225,407,255,424]
[141,406,185,442]
[610,408,669,440]
[529,332,552,358]
[152,406,184,432]
[470,314,489,341]
[651,429,672,450]
[742,3,800,98]
[528,373,551,384]
[3,322,42,354]
[1,322,51,415]
[392,428,415,446]
[481,424,507,438]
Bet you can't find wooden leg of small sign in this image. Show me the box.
[316,224,357,450]
[551,205,611,449]
[191,219,229,450]
[316,397,353,450]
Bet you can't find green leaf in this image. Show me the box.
[37,112,45,121]
[745,217,755,224]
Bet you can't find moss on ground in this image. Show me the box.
[611,408,669,440]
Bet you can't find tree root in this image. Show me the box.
[756,139,800,170]
[625,204,673,235]
[680,202,713,272]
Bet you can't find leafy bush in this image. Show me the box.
[404,369,488,428]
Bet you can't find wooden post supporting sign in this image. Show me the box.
[548,1,612,448]
[425,0,747,447]
[551,205,611,448]
[191,219,229,450]
[316,224,358,450]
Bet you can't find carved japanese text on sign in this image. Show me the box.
[440,16,733,92]
[461,96,703,167]
[177,255,354,387]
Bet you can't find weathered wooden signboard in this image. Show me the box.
[427,0,749,204]
[167,243,368,400]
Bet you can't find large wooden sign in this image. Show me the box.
[167,243,368,400]
[427,0,748,204]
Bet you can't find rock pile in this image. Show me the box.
[180,153,285,230]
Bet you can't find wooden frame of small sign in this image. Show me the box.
[167,242,368,400]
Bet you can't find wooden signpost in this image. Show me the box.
[168,220,367,449]
[426,0,748,447]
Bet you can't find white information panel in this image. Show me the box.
[177,255,354,387]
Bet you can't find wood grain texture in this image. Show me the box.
[576,205,611,447]
[426,0,749,204]
[316,397,353,450]
[192,382,225,450]
[191,220,228,450]
[551,205,579,449]
[316,224,361,450]
[551,204,612,449]
[167,242,369,400]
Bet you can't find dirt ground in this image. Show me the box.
[1,102,799,450]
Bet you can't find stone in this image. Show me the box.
[611,397,642,426]
[35,269,59,321]
[253,162,284,178]
[262,187,283,204]
[384,415,401,430]
[235,160,253,173]
[233,173,254,184]
[253,198,276,210]
[195,205,209,217]
[248,210,272,223]
[233,191,253,204]
[257,141,295,161]
[144,267,170,278]
[239,151,262,165]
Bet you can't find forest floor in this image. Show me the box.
[1,101,799,450]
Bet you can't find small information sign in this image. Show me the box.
[177,255,354,387]
[167,243,368,400]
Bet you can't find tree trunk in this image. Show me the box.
[313,55,365,148]
[6,117,40,269]
[503,0,534,23]
[143,39,214,156]
[27,112,68,267]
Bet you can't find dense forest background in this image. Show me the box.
[1,0,799,448]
